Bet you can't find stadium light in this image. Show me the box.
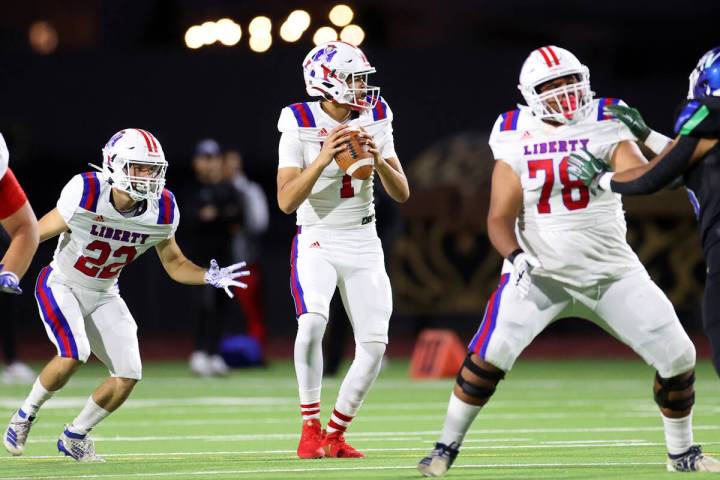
[216,18,242,46]
[199,21,219,44]
[249,16,272,36]
[29,21,58,55]
[249,34,272,53]
[313,26,338,45]
[184,25,205,49]
[340,24,364,46]
[280,10,311,43]
[329,5,354,27]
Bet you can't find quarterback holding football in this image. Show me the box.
[276,41,409,459]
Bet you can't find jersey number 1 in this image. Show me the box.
[74,240,137,279]
[528,157,589,214]
[340,174,355,198]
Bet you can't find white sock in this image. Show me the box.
[69,397,111,435]
[20,378,55,417]
[438,393,482,446]
[662,412,693,456]
[294,313,326,421]
[328,342,386,433]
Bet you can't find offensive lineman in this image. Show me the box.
[3,129,249,461]
[277,42,409,458]
[0,132,39,294]
[568,47,720,380]
[418,46,720,476]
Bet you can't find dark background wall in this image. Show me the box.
[1,0,718,345]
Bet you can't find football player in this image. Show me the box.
[0,133,39,294]
[568,47,720,377]
[277,41,409,458]
[418,46,719,476]
[3,129,249,461]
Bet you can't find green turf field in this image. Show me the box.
[0,358,719,479]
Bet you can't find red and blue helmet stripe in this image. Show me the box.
[597,97,621,121]
[79,172,101,212]
[157,188,175,225]
[289,103,317,128]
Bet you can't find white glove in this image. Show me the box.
[204,259,250,298]
[510,251,541,298]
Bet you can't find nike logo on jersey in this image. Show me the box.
[89,224,150,244]
[523,138,589,156]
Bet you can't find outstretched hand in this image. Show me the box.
[204,259,250,298]
[606,104,650,142]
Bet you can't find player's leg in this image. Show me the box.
[56,291,141,462]
[594,271,720,472]
[290,228,338,458]
[419,273,570,477]
[323,264,392,458]
[4,267,90,456]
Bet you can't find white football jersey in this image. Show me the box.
[489,98,645,286]
[277,98,397,228]
[0,132,9,180]
[51,172,180,290]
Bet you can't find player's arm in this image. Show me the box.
[0,203,39,280]
[38,208,70,243]
[608,137,717,195]
[155,237,250,298]
[367,151,410,203]
[0,169,39,281]
[277,125,350,214]
[487,160,523,258]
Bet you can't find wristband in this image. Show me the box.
[507,248,524,264]
[644,130,672,155]
[598,172,614,192]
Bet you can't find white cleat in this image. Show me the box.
[209,354,230,376]
[417,442,460,477]
[189,351,214,377]
[667,445,720,472]
[57,426,104,462]
[4,409,35,456]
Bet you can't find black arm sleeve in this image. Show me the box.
[609,136,700,196]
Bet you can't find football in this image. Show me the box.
[334,130,374,180]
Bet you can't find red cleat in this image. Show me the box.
[321,430,365,458]
[297,419,325,459]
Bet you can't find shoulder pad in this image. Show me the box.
[78,172,102,212]
[156,188,177,225]
[674,97,720,138]
[595,97,624,121]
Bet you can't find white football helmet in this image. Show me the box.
[101,129,167,201]
[518,46,594,124]
[302,41,380,110]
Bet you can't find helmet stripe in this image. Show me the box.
[544,46,560,65]
[138,129,158,152]
[135,129,155,153]
[537,48,553,67]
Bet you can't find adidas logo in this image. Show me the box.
[319,128,328,137]
[309,241,321,249]
[521,131,532,139]
[93,215,105,222]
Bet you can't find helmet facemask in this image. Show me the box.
[522,70,594,125]
[104,154,167,201]
[340,69,380,110]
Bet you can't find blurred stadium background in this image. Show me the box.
[3,0,719,361]
[4,1,720,478]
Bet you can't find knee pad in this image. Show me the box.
[355,341,386,370]
[296,313,327,343]
[654,370,695,413]
[456,354,505,401]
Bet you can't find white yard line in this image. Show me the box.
[0,461,668,479]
